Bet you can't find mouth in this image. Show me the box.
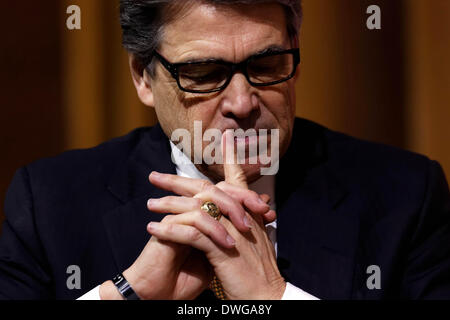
[230,130,273,148]
[234,134,258,145]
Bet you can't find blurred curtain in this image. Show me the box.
[297,0,450,177]
[0,1,63,224]
[62,0,157,149]
[61,0,450,177]
[404,1,450,178]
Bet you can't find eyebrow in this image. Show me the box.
[178,44,287,64]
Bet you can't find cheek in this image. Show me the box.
[259,84,296,152]
[182,99,217,132]
[260,83,296,125]
[158,88,220,140]
[153,81,188,134]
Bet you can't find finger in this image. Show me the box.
[147,222,219,255]
[193,187,251,231]
[147,196,202,214]
[216,182,270,214]
[260,194,271,204]
[149,171,213,198]
[262,210,277,224]
[222,130,248,189]
[150,172,250,232]
[157,211,236,249]
[257,194,276,224]
[148,187,270,217]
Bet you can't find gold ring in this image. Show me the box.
[201,201,222,221]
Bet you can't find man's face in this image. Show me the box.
[140,2,298,183]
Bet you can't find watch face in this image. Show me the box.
[113,274,125,284]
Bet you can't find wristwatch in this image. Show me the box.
[112,273,140,300]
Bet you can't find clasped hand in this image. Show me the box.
[106,133,286,300]
[146,168,285,300]
[117,162,285,300]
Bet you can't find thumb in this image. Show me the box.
[222,130,248,189]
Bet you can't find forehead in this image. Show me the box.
[160,2,289,62]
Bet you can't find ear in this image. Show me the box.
[129,54,155,107]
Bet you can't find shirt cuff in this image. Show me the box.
[281,282,320,300]
[77,285,101,300]
[77,282,318,300]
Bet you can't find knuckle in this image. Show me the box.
[212,222,225,235]
[227,196,242,209]
[164,223,175,234]
[233,204,245,217]
[194,197,204,208]
[216,181,227,189]
[249,190,259,198]
[162,215,173,223]
[195,209,207,220]
[187,228,202,242]
[200,180,213,192]
[205,184,219,196]
[158,197,170,206]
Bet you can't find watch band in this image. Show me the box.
[112,273,140,300]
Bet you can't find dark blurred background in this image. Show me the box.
[1,0,449,224]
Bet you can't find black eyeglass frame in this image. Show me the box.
[149,48,300,94]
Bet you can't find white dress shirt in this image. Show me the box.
[78,143,318,300]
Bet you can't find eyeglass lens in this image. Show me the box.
[177,52,295,92]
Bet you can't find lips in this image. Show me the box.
[234,135,258,146]
[232,130,273,148]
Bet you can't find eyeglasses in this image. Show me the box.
[149,48,300,94]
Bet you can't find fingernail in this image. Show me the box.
[147,199,158,207]
[150,171,161,179]
[243,216,252,229]
[226,235,236,246]
[148,222,159,232]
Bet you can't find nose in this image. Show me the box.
[219,73,259,120]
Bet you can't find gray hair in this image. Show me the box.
[119,0,302,74]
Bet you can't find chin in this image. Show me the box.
[238,163,266,184]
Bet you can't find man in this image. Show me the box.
[1,0,450,300]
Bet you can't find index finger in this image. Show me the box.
[222,130,248,189]
[149,172,212,197]
[149,172,251,232]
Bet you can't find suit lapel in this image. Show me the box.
[102,124,177,272]
[276,119,359,299]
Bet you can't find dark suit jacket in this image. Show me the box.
[1,118,450,300]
